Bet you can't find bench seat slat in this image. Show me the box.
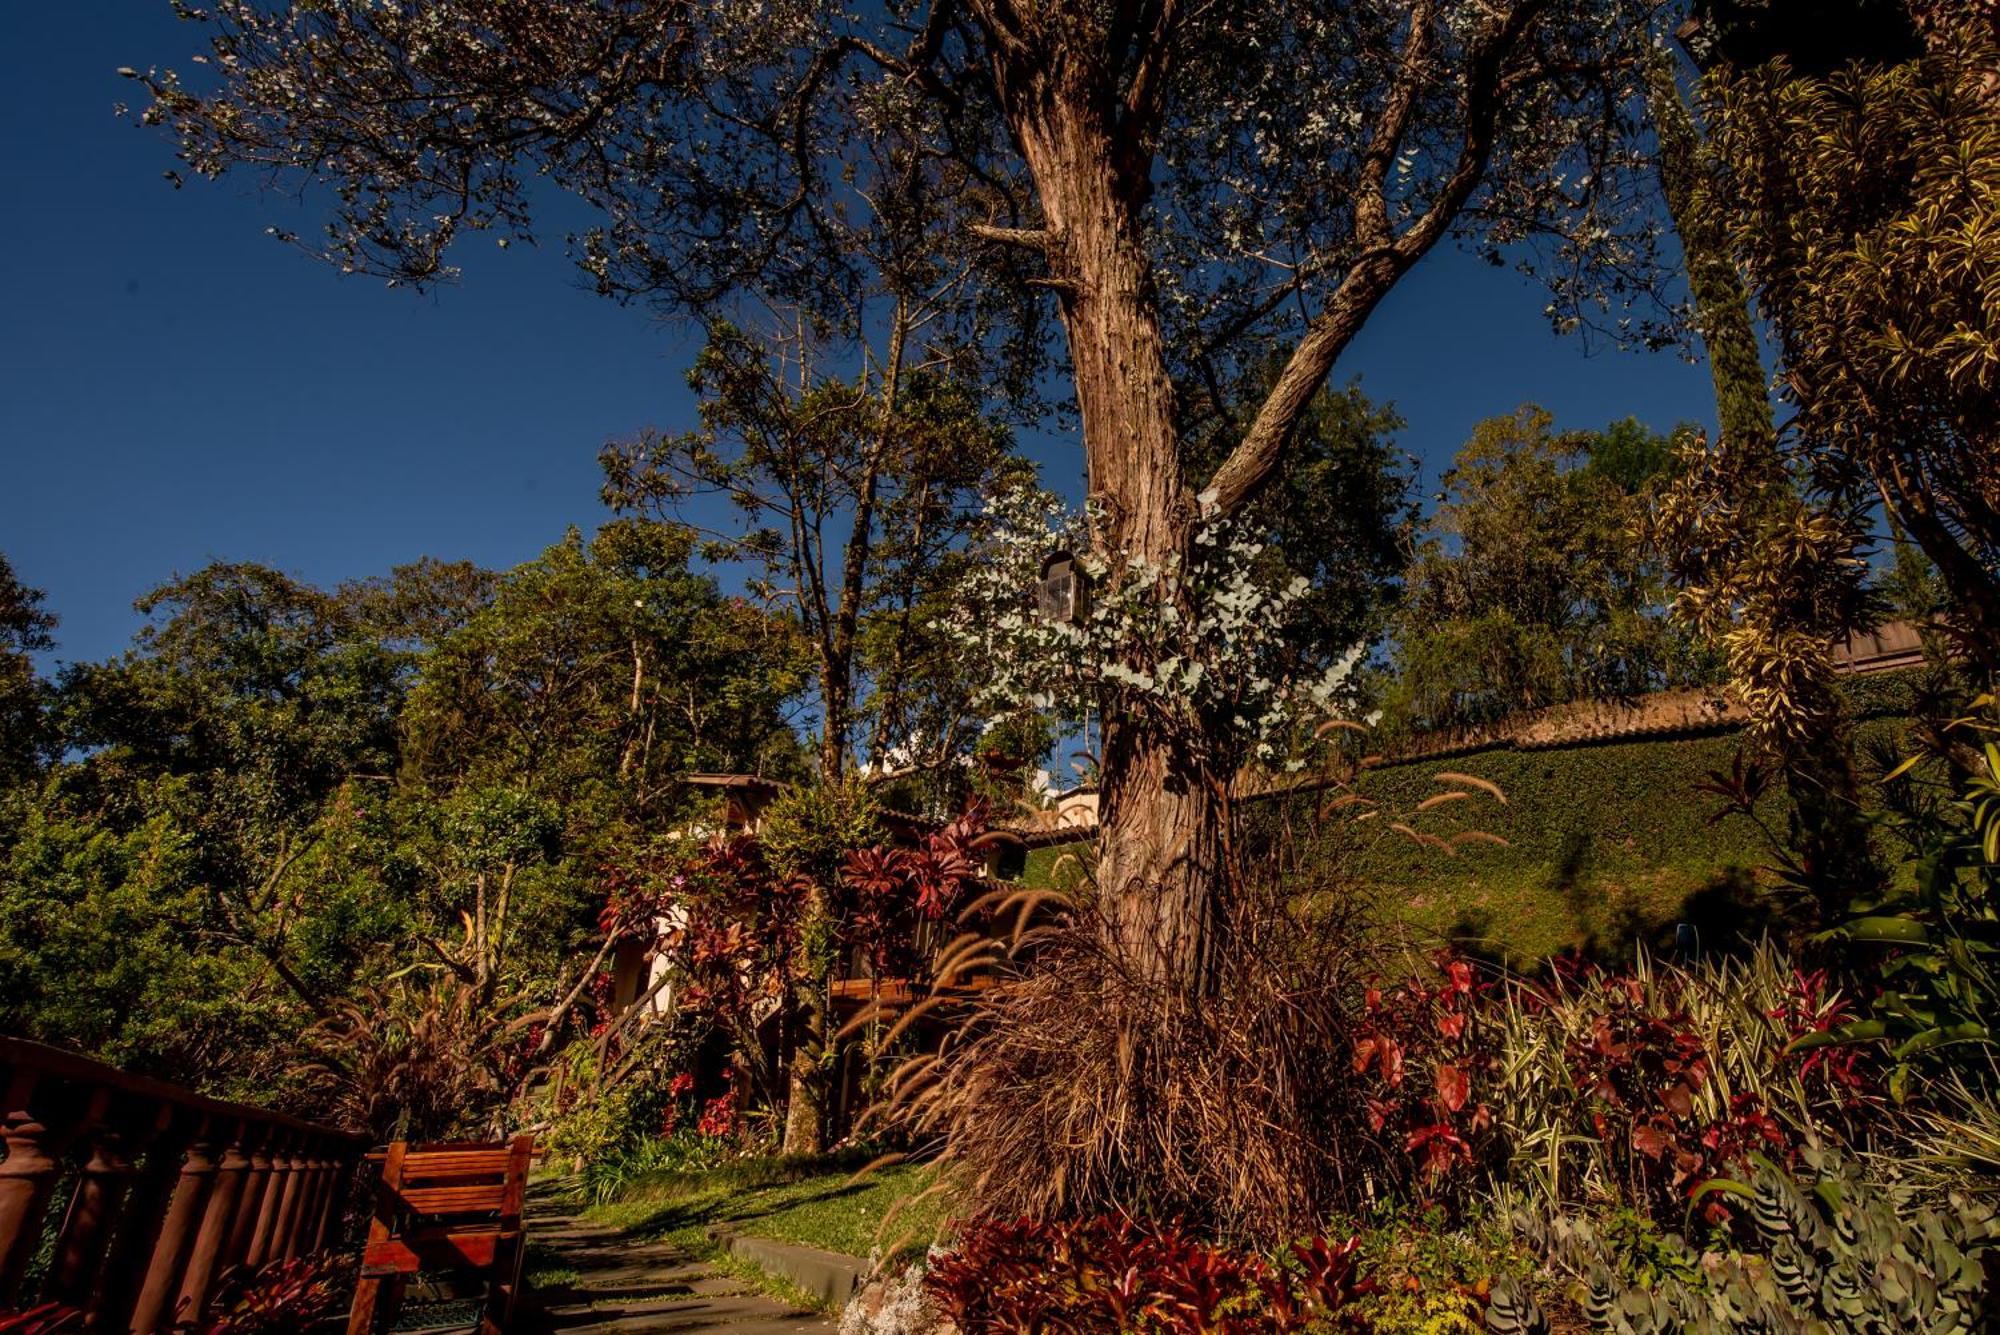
[398,1150,517,1179]
[361,1228,515,1276]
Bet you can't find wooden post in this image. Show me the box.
[0,1072,63,1307]
[225,1127,274,1269]
[177,1117,250,1325]
[244,1130,292,1268]
[292,1148,332,1258]
[310,1146,348,1254]
[286,1151,320,1261]
[268,1138,308,1262]
[128,1123,216,1332]
[344,1140,406,1335]
[46,1088,129,1307]
[84,1100,177,1332]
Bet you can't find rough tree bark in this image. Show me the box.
[987,36,1226,996]
[972,0,1527,998]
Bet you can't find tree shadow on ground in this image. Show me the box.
[1581,866,1783,966]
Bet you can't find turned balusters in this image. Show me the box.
[0,1038,363,1331]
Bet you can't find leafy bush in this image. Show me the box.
[1348,952,1504,1199]
[1339,1208,1533,1334]
[1489,944,1885,1224]
[925,1216,1372,1334]
[1812,693,2000,1090]
[1493,1147,1999,1333]
[579,1127,732,1205]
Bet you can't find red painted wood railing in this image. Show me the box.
[0,1036,366,1331]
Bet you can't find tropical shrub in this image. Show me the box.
[1493,1146,1999,1333]
[1490,944,1884,1224]
[1812,693,2000,1091]
[1339,1208,1533,1335]
[1349,952,1503,1199]
[925,1216,1372,1334]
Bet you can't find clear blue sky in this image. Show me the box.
[2,3,1720,670]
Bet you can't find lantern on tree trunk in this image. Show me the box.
[1037,550,1089,625]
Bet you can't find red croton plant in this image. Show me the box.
[1349,950,1885,1226]
[1557,958,1885,1225]
[1350,951,1498,1193]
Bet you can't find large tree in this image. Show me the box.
[1384,408,1715,735]
[138,0,1657,996]
[601,324,1020,784]
[1680,0,2000,664]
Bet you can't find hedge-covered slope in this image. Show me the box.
[1014,671,1931,966]
[1329,670,1927,964]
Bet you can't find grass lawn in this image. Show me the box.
[584,1153,956,1264]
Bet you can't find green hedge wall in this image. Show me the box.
[1012,671,1930,966]
[1320,670,1926,963]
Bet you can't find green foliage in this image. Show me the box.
[602,322,1023,782]
[0,554,57,789]
[758,777,884,888]
[1497,1146,1999,1333]
[585,1153,951,1265]
[1381,408,1716,740]
[1341,1209,1530,1335]
[1704,11,2000,655]
[0,780,276,1080]
[0,519,802,1129]
[1329,733,1775,961]
[1811,695,2000,1087]
[1181,374,1415,676]
[402,520,805,834]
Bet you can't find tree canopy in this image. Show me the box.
[1382,407,1717,736]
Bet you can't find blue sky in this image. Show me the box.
[2,4,1720,670]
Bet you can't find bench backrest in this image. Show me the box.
[371,1136,534,1236]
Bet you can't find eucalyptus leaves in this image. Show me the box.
[943,486,1359,771]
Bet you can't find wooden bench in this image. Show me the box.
[345,1136,534,1335]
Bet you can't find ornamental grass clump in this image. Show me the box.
[876,875,1386,1246]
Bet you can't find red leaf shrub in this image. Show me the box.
[184,1253,355,1334]
[1350,951,1498,1193]
[697,1084,740,1138]
[925,1216,1372,1333]
[1768,966,1881,1107]
[0,1307,82,1335]
[1531,958,1884,1227]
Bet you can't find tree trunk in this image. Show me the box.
[780,985,828,1155]
[1002,60,1226,997]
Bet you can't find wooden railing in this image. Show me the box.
[0,1036,366,1331]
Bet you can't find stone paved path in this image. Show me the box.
[522,1193,834,1335]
